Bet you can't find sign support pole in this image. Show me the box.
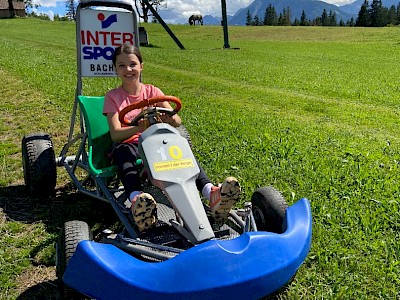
[141,0,185,50]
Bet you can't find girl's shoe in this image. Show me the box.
[131,193,157,232]
[210,177,241,222]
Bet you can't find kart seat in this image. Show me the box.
[78,95,117,177]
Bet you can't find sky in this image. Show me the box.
[30,0,355,22]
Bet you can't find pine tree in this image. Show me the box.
[313,17,322,26]
[300,10,308,26]
[292,18,300,26]
[387,5,397,25]
[284,7,291,25]
[347,17,355,26]
[246,10,252,26]
[369,0,387,26]
[356,0,371,26]
[252,15,261,26]
[397,3,400,24]
[278,7,290,26]
[328,10,337,26]
[65,0,76,20]
[264,4,277,26]
[321,9,329,26]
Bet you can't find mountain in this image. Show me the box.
[381,0,400,7]
[341,0,400,15]
[203,14,237,25]
[229,0,354,25]
[204,0,400,26]
[340,0,364,15]
[203,15,221,25]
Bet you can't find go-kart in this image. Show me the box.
[20,1,312,298]
[23,94,312,299]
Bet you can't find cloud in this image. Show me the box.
[324,0,354,5]
[156,0,254,23]
[45,10,55,19]
[33,0,61,8]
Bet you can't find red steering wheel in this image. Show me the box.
[118,96,182,126]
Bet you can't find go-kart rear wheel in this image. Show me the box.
[21,133,56,198]
[251,186,288,233]
[56,220,92,300]
[176,125,193,148]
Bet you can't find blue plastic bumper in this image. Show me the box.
[63,198,312,299]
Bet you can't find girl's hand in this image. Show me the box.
[137,118,147,131]
[159,113,176,126]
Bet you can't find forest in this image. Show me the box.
[246,0,400,27]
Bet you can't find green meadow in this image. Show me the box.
[1,18,400,299]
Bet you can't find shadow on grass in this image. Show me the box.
[0,183,120,236]
[0,183,120,300]
[15,282,61,300]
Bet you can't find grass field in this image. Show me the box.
[1,18,400,299]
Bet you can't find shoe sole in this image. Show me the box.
[214,177,241,222]
[132,193,157,232]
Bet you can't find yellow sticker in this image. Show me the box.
[169,145,183,159]
[153,158,194,172]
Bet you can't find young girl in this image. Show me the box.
[103,44,241,232]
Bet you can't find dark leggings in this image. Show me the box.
[110,143,211,196]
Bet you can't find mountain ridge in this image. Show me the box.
[203,0,399,25]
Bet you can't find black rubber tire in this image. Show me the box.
[176,124,193,148]
[251,186,288,233]
[21,133,56,197]
[56,220,92,300]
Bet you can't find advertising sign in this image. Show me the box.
[79,9,136,77]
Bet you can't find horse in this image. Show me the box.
[189,14,203,25]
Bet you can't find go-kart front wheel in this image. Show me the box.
[251,186,288,233]
[21,133,56,198]
[57,220,92,300]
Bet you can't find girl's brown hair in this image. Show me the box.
[112,44,143,66]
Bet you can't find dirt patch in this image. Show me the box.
[15,265,59,300]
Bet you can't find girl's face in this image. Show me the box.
[115,52,143,85]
